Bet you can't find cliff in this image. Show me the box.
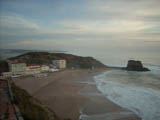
[11,82,70,120]
[9,52,107,69]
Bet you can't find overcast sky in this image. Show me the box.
[0,0,160,53]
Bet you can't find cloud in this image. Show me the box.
[0,14,160,51]
[0,0,160,51]
[0,15,39,31]
[0,14,151,43]
[59,20,151,33]
[87,0,160,22]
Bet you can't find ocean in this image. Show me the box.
[73,50,160,120]
[70,48,160,120]
[94,64,160,120]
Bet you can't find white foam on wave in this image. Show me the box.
[79,111,134,120]
[94,69,160,120]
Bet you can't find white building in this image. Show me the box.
[1,72,12,78]
[49,68,59,72]
[41,65,49,72]
[8,61,26,75]
[26,64,41,75]
[52,60,66,69]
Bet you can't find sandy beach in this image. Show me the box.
[13,68,140,120]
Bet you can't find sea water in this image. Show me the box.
[94,64,160,120]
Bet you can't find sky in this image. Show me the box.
[0,0,160,64]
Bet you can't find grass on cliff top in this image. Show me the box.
[11,82,70,120]
[11,82,49,120]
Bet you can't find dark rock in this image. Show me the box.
[126,60,150,71]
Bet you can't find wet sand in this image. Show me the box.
[13,68,140,120]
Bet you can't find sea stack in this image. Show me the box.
[126,60,150,71]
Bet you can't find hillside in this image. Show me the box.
[9,52,106,69]
[0,60,9,73]
[11,82,70,120]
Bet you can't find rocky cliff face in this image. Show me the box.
[9,52,106,69]
[126,60,150,71]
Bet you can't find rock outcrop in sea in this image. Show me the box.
[126,60,150,71]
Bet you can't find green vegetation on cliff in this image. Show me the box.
[9,52,106,69]
[11,83,65,120]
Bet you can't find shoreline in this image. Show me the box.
[13,68,140,120]
[76,70,140,120]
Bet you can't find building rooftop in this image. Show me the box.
[27,64,40,67]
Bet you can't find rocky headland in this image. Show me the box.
[125,60,150,71]
[9,52,107,69]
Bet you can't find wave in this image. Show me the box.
[94,67,160,120]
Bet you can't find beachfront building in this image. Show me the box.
[26,64,41,75]
[1,72,12,78]
[8,61,26,75]
[52,60,66,69]
[49,68,59,72]
[41,65,49,72]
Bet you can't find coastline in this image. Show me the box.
[13,68,140,120]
